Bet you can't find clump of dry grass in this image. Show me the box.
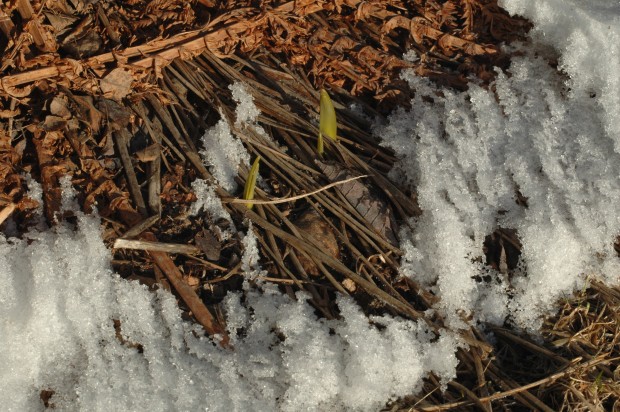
[540,280,620,411]
[385,279,620,411]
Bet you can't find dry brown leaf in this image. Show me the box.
[42,115,67,131]
[438,1,458,27]
[69,95,103,133]
[44,12,78,35]
[463,0,476,33]
[134,143,161,163]
[96,98,132,132]
[294,208,340,277]
[318,161,398,246]
[100,68,134,101]
[49,96,72,119]
[195,229,221,261]
[0,81,34,98]
[84,180,142,226]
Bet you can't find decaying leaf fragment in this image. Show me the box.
[317,161,398,246]
[294,208,340,277]
[100,68,133,101]
[0,203,16,225]
[195,228,221,261]
[134,143,161,162]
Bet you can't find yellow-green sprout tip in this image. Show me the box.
[319,89,337,142]
[243,156,261,209]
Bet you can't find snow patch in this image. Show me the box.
[380,34,620,331]
[0,214,455,411]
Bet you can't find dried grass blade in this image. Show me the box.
[229,174,367,205]
[120,215,160,239]
[114,238,201,255]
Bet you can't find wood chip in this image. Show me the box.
[0,203,16,225]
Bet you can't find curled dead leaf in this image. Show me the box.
[134,143,161,163]
[0,80,34,98]
[42,115,67,131]
[0,109,20,118]
[355,2,380,21]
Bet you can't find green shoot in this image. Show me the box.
[317,132,324,156]
[318,88,337,155]
[243,156,261,209]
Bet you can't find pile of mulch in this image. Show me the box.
[0,0,618,410]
